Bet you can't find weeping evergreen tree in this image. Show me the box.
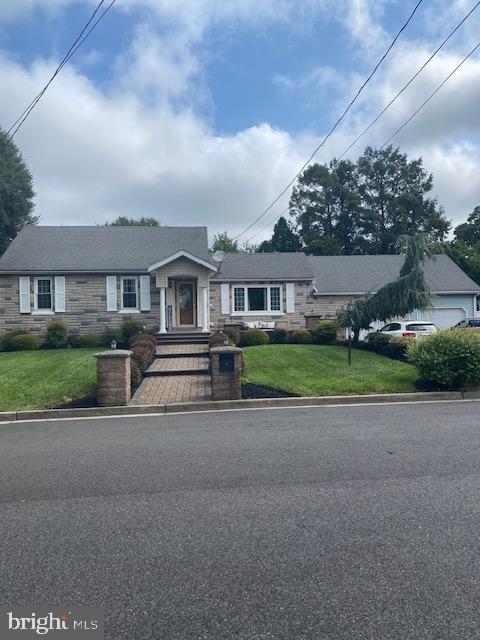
[337,235,434,342]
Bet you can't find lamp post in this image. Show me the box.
[346,299,353,366]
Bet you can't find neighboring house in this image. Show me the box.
[0,225,478,336]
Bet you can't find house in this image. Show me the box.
[0,225,478,337]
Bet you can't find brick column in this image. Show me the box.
[210,346,243,401]
[95,350,133,406]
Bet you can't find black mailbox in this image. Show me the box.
[219,352,235,373]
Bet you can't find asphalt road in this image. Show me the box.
[1,401,480,639]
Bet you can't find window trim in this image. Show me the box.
[231,284,284,316]
[121,276,139,311]
[33,277,54,314]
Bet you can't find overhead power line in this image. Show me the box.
[337,0,480,159]
[246,36,480,247]
[380,39,480,147]
[241,0,480,244]
[231,0,425,241]
[7,0,117,139]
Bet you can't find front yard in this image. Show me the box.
[0,348,98,411]
[243,344,418,396]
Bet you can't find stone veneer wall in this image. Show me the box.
[209,281,355,330]
[0,274,161,336]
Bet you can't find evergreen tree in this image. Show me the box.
[258,216,302,252]
[107,216,160,226]
[0,128,37,255]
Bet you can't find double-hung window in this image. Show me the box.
[232,285,282,313]
[35,278,53,311]
[121,277,138,310]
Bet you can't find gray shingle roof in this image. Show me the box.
[0,226,214,273]
[308,254,480,294]
[212,252,314,281]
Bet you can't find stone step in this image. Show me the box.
[145,356,210,377]
[155,344,210,358]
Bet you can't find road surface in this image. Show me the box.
[1,401,480,639]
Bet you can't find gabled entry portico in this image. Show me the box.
[148,250,217,333]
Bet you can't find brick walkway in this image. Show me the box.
[130,374,212,405]
[130,341,212,405]
[156,344,208,356]
[147,356,209,374]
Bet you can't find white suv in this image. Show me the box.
[378,321,438,338]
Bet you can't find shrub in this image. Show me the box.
[1,329,30,351]
[9,334,41,351]
[101,327,122,348]
[68,334,101,348]
[270,328,288,344]
[240,328,269,347]
[209,331,232,348]
[408,330,480,388]
[131,344,155,373]
[289,329,312,344]
[312,320,338,345]
[223,326,240,346]
[129,334,156,351]
[366,332,392,356]
[130,359,142,391]
[120,320,147,343]
[44,321,69,349]
[385,336,412,361]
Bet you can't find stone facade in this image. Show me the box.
[0,274,161,336]
[95,350,132,406]
[209,281,353,331]
[210,346,242,401]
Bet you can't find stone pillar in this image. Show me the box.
[159,287,167,333]
[201,286,209,332]
[210,346,243,401]
[95,350,132,406]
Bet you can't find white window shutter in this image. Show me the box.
[139,275,151,311]
[221,284,230,314]
[54,276,66,312]
[286,282,295,313]
[106,276,117,312]
[19,277,31,313]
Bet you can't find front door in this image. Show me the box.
[177,281,196,326]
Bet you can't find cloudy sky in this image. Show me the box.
[0,0,479,243]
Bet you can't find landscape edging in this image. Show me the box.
[0,390,474,423]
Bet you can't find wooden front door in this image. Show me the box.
[177,281,196,326]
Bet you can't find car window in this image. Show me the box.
[380,324,391,332]
[406,323,435,332]
[468,319,480,327]
[390,323,401,330]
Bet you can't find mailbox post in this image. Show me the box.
[210,346,243,401]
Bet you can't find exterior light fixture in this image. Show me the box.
[110,339,117,350]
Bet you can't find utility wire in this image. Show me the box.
[231,0,425,241]
[380,39,480,147]
[7,0,117,139]
[242,0,480,243]
[337,0,480,159]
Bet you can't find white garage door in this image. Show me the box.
[423,307,466,329]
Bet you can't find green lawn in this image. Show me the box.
[243,344,418,396]
[0,348,98,411]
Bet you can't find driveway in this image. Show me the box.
[1,401,480,639]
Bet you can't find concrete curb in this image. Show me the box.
[0,390,477,423]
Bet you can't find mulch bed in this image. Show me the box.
[242,383,297,399]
